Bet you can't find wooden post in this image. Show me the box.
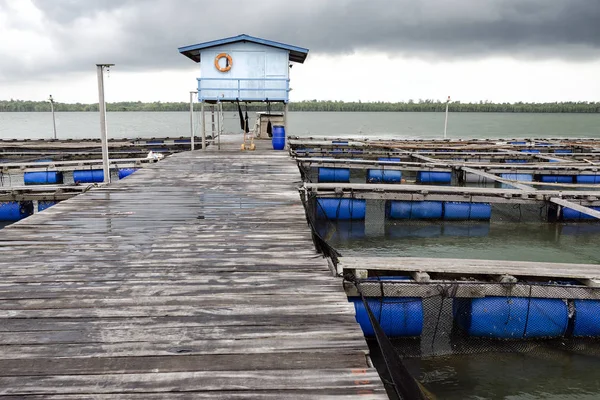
[211,105,216,146]
[96,64,114,184]
[284,102,289,134]
[189,91,195,151]
[201,102,206,151]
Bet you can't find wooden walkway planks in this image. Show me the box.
[0,140,386,398]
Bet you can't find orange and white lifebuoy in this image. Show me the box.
[214,53,232,72]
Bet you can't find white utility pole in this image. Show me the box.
[189,91,197,150]
[96,64,114,183]
[444,95,451,139]
[49,95,57,140]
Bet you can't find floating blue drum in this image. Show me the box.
[367,169,402,183]
[318,167,350,183]
[453,297,568,338]
[417,171,451,184]
[521,149,540,154]
[0,201,33,221]
[174,139,191,143]
[576,175,600,184]
[73,169,104,183]
[23,171,63,185]
[444,202,492,221]
[118,168,138,179]
[505,159,528,164]
[539,175,573,183]
[332,140,349,145]
[500,173,533,189]
[316,198,366,220]
[509,141,527,145]
[272,125,285,150]
[386,201,443,220]
[562,206,600,220]
[351,297,423,337]
[38,201,58,212]
[554,149,573,154]
[573,300,600,337]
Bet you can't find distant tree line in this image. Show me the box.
[1,99,599,113]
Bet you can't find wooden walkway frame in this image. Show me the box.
[0,141,386,398]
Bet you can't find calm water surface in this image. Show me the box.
[1,111,600,140]
[3,111,600,398]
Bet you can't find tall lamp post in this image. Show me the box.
[96,64,114,184]
[443,95,451,139]
[49,95,57,140]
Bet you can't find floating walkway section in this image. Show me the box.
[0,140,385,398]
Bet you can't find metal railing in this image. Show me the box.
[197,77,289,102]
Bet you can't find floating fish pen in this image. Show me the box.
[294,136,600,358]
[0,136,204,162]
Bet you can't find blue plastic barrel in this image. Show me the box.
[118,168,138,180]
[521,149,540,154]
[576,175,600,184]
[318,167,350,183]
[500,173,533,182]
[562,206,600,220]
[444,202,492,221]
[272,125,285,150]
[367,169,402,183]
[0,201,34,221]
[453,297,568,338]
[573,300,600,337]
[73,169,104,183]
[509,141,527,145]
[351,297,423,337]
[23,171,63,185]
[539,175,573,183]
[386,201,443,220]
[316,198,366,220]
[38,201,58,212]
[505,159,528,164]
[417,171,451,184]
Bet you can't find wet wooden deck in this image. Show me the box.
[0,140,385,398]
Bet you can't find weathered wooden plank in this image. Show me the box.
[340,256,600,280]
[550,197,600,220]
[0,369,384,395]
[0,142,385,398]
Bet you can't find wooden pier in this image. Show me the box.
[0,140,385,398]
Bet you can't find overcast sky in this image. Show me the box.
[1,0,599,103]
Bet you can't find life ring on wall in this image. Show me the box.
[214,53,232,72]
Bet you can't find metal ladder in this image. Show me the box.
[205,102,224,150]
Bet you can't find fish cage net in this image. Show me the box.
[350,279,600,360]
[300,188,600,399]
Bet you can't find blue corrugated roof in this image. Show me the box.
[178,34,309,64]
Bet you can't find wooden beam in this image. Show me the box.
[461,167,536,192]
[339,256,600,280]
[549,197,600,220]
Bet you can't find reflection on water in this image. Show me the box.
[409,351,600,400]
[316,220,600,264]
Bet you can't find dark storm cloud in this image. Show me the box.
[2,0,600,81]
